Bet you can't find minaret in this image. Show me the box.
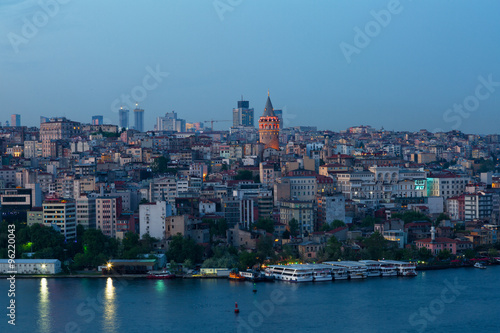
[258,91,280,150]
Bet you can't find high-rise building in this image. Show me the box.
[40,117,81,157]
[232,99,254,127]
[76,195,96,229]
[134,105,144,132]
[119,108,129,129]
[11,114,20,127]
[92,115,103,125]
[258,92,280,150]
[155,111,186,132]
[42,199,77,240]
[96,196,123,238]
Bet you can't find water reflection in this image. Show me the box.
[103,277,117,333]
[38,278,51,333]
[155,280,166,293]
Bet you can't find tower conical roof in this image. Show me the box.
[263,92,275,117]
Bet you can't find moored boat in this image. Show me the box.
[474,262,486,269]
[379,260,417,277]
[147,270,175,279]
[266,264,314,282]
[229,271,246,280]
[240,270,275,282]
[323,261,367,279]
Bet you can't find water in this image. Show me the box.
[1,266,499,333]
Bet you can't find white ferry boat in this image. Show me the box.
[265,265,314,282]
[358,260,382,277]
[307,264,334,282]
[379,260,417,277]
[323,261,367,279]
[358,260,398,277]
[331,266,349,280]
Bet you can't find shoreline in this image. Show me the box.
[2,262,498,278]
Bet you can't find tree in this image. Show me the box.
[417,247,433,260]
[282,230,291,240]
[437,249,452,261]
[488,248,498,257]
[323,236,342,260]
[235,170,253,180]
[392,211,431,224]
[256,236,275,262]
[253,218,275,233]
[281,244,298,260]
[288,218,299,237]
[151,156,170,174]
[321,220,346,231]
[361,216,378,228]
[435,213,451,226]
[166,233,203,263]
[363,232,388,259]
[206,219,229,241]
[239,251,258,270]
[464,249,477,259]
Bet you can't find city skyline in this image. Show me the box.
[1,1,499,133]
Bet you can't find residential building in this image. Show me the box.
[96,196,123,238]
[42,199,77,240]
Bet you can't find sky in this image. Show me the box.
[1,0,499,134]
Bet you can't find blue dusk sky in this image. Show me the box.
[1,0,499,133]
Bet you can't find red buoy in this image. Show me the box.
[234,302,240,314]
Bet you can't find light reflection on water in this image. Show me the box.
[155,280,166,293]
[38,278,51,333]
[103,277,117,333]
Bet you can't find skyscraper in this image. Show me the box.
[155,111,186,132]
[232,98,254,127]
[258,92,280,150]
[11,114,20,127]
[118,108,129,129]
[134,105,144,132]
[92,115,103,125]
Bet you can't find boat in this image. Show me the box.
[358,260,382,277]
[229,271,246,280]
[265,264,314,282]
[147,270,175,279]
[323,261,367,279]
[240,270,275,282]
[379,260,417,277]
[474,262,486,269]
[308,264,334,282]
[359,260,397,277]
[379,265,398,277]
[331,267,349,280]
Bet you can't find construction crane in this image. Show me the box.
[203,119,231,131]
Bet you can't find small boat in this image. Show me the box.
[229,271,245,280]
[240,270,275,282]
[474,262,486,269]
[147,270,175,279]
